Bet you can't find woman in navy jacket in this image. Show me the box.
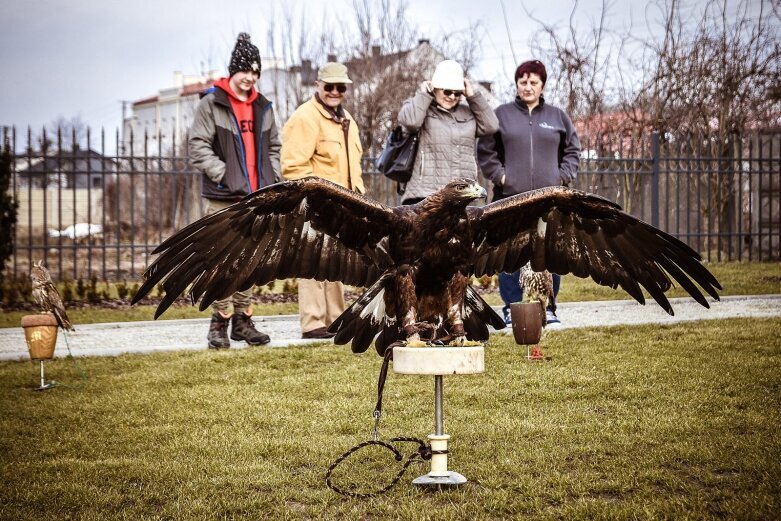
[477,59,581,327]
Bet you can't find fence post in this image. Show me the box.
[651,131,660,228]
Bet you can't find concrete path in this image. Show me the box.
[2,295,779,361]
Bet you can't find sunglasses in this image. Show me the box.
[442,89,464,97]
[323,83,347,93]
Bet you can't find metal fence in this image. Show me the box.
[3,126,779,282]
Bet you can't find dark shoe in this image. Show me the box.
[302,327,336,339]
[231,312,271,345]
[207,313,231,349]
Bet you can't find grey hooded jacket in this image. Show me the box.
[189,86,281,201]
[477,96,580,200]
[397,91,499,201]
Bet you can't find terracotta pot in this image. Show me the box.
[21,313,59,360]
[510,302,543,345]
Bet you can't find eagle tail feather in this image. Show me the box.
[329,273,391,353]
[375,325,404,356]
[465,285,506,331]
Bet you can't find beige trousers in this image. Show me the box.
[203,198,253,315]
[297,279,345,333]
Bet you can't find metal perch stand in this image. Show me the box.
[411,374,467,487]
[392,344,484,488]
[36,360,54,391]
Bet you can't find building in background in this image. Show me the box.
[14,148,115,230]
[120,41,496,158]
[121,60,317,157]
[121,70,220,157]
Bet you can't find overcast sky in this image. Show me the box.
[0,0,756,141]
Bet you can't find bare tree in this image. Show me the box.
[618,0,780,254]
[258,0,486,160]
[264,1,340,121]
[620,0,779,137]
[522,0,615,120]
[48,115,89,151]
[340,0,485,156]
[507,1,642,209]
[511,0,779,230]
[342,0,430,156]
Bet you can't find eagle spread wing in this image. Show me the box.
[30,261,74,331]
[133,177,398,318]
[468,186,721,314]
[133,177,721,355]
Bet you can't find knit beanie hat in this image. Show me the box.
[514,60,547,85]
[228,32,261,76]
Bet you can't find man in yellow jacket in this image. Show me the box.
[281,61,365,339]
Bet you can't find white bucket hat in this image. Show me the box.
[431,60,465,90]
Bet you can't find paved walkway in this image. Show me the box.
[1,295,779,361]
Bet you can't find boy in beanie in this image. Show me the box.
[189,32,281,349]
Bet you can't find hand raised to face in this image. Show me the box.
[464,78,474,97]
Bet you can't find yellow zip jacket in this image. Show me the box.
[281,96,365,193]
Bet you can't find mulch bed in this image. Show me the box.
[2,286,499,313]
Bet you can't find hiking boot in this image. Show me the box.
[503,307,512,326]
[231,312,271,345]
[207,313,231,349]
[545,309,562,328]
[301,326,336,339]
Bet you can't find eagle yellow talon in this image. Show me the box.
[449,338,481,347]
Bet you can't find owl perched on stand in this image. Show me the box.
[30,261,74,331]
[520,263,554,327]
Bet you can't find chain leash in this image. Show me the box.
[325,343,446,498]
[325,437,437,498]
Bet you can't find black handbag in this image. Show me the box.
[375,126,419,193]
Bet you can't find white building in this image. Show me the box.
[121,60,314,157]
[122,71,220,157]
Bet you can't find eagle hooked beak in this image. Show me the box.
[468,183,487,200]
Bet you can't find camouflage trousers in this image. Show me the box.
[203,198,253,314]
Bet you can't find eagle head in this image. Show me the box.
[443,178,487,203]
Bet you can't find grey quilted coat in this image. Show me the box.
[397,91,498,201]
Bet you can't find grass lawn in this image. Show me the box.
[1,262,779,328]
[1,318,779,520]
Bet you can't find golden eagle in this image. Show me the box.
[131,177,721,354]
[30,260,75,331]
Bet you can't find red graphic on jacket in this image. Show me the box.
[215,77,260,191]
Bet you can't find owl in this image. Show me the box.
[30,260,74,331]
[520,263,553,326]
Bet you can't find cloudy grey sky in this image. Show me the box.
[0,0,738,138]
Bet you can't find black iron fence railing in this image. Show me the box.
[3,126,779,282]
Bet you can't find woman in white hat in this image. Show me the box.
[396,59,499,204]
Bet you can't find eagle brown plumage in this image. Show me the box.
[131,177,721,355]
[30,260,75,331]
